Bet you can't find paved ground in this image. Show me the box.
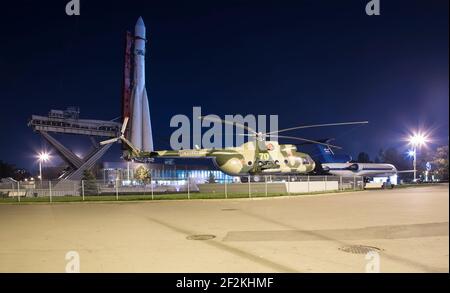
[0,184,448,272]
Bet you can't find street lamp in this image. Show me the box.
[408,133,428,182]
[37,152,50,185]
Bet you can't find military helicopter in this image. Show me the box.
[100,116,368,180]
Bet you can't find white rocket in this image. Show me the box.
[130,17,154,152]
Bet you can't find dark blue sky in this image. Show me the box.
[0,0,448,171]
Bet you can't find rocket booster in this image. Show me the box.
[130,16,154,152]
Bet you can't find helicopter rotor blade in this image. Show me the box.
[265,121,368,136]
[199,116,258,135]
[100,117,130,146]
[276,135,342,149]
[121,117,129,134]
[100,137,119,145]
[120,136,141,155]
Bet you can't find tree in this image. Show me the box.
[374,156,381,163]
[375,147,412,180]
[374,148,384,164]
[135,165,151,184]
[416,147,434,174]
[0,160,15,179]
[357,152,371,163]
[432,145,449,181]
[81,170,98,195]
[13,168,31,181]
[0,160,31,181]
[378,147,410,171]
[208,172,216,184]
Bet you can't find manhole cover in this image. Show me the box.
[339,245,382,254]
[186,234,216,241]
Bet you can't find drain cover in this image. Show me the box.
[339,245,382,254]
[186,234,216,241]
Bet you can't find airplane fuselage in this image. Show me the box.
[322,162,397,177]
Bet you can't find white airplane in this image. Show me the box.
[321,162,398,177]
[314,142,409,178]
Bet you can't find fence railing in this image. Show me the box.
[0,175,365,202]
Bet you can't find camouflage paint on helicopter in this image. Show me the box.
[141,140,315,176]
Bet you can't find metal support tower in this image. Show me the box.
[28,108,121,184]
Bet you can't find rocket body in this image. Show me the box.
[130,17,154,152]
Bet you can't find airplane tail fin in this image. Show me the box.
[313,140,352,163]
[315,142,336,163]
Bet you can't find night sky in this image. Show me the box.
[0,0,448,172]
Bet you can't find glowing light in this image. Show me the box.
[409,133,428,147]
[406,129,431,182]
[38,152,50,162]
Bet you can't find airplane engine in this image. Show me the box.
[346,163,360,171]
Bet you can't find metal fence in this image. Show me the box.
[0,175,364,202]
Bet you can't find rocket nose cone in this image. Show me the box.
[135,16,146,38]
[136,16,145,27]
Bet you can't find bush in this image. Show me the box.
[81,170,98,195]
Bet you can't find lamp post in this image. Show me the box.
[407,149,416,181]
[38,152,50,186]
[409,133,427,182]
